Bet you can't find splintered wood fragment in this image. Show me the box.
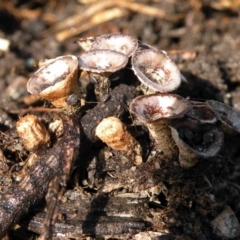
[29,214,150,238]
[56,8,128,42]
[39,177,65,240]
[0,115,80,238]
[28,195,151,237]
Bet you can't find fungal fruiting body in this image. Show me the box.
[91,33,138,57]
[211,205,240,239]
[206,100,240,134]
[16,115,50,152]
[132,49,182,93]
[95,116,142,165]
[170,118,224,168]
[78,49,128,100]
[130,93,192,159]
[186,101,217,124]
[27,55,81,114]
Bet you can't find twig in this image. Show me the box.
[50,0,185,41]
[42,1,115,37]
[9,107,59,114]
[56,8,128,42]
[0,115,80,238]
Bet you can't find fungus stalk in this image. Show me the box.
[130,93,192,159]
[96,116,142,165]
[147,118,177,158]
[78,49,128,100]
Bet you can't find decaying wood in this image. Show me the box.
[0,115,80,238]
[28,194,151,238]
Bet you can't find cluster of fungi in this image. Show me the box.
[1,33,240,239]
[27,33,240,167]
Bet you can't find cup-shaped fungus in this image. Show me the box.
[206,100,240,135]
[95,116,142,165]
[132,49,182,94]
[16,115,50,152]
[211,205,240,239]
[78,49,128,100]
[186,101,217,124]
[91,33,138,57]
[27,55,81,114]
[170,118,224,168]
[130,93,192,159]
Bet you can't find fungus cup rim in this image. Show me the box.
[91,33,138,57]
[130,93,192,123]
[27,55,79,95]
[131,49,181,93]
[78,49,128,73]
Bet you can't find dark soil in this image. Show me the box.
[1,1,240,239]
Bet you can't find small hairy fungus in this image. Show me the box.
[78,49,128,100]
[91,33,138,57]
[130,93,192,159]
[132,49,181,93]
[27,55,81,114]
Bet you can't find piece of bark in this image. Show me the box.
[0,115,80,238]
[29,214,150,238]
